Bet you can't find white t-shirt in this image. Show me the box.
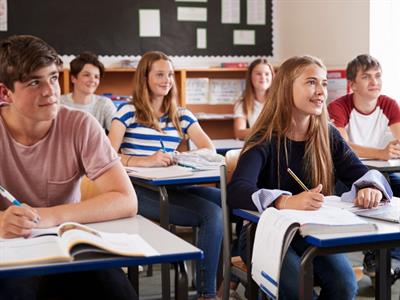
[328,94,400,148]
[234,99,264,128]
[60,93,116,130]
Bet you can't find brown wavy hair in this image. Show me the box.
[237,58,274,121]
[242,55,334,194]
[130,51,182,136]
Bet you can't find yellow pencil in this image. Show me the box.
[287,168,309,192]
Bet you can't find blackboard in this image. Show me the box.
[0,0,273,56]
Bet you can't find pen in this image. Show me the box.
[0,184,40,224]
[0,185,22,206]
[160,140,166,153]
[287,168,310,192]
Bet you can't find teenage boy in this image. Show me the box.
[61,51,116,131]
[0,35,138,299]
[328,54,400,281]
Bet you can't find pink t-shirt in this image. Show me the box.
[0,106,119,210]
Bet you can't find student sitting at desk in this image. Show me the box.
[60,51,116,131]
[233,58,274,140]
[0,35,138,300]
[228,55,391,300]
[328,54,400,283]
[108,51,222,300]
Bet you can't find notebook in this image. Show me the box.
[354,205,400,223]
[324,195,400,223]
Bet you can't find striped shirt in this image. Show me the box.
[113,103,198,156]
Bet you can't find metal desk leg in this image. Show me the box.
[127,266,139,294]
[299,246,317,300]
[376,248,391,300]
[246,223,258,300]
[174,261,189,300]
[159,186,171,300]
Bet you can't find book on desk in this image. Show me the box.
[251,205,377,298]
[0,222,159,267]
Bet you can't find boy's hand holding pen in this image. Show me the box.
[0,185,40,238]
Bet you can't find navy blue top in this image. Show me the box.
[227,125,368,211]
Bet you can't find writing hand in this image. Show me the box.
[145,151,173,167]
[0,204,40,238]
[278,184,324,211]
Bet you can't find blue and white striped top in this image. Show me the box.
[113,103,198,156]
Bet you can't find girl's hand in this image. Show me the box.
[278,184,324,211]
[354,188,383,208]
[144,151,173,167]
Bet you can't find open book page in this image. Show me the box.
[0,222,159,267]
[125,165,194,179]
[0,236,71,267]
[58,222,159,257]
[279,206,377,236]
[252,208,299,299]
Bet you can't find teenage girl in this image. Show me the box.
[228,55,390,299]
[108,51,222,300]
[233,58,274,140]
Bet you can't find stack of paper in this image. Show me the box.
[125,165,193,180]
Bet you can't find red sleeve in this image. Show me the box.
[378,95,400,126]
[327,95,352,128]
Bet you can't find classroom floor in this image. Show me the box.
[138,251,400,299]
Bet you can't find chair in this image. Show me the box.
[221,149,259,300]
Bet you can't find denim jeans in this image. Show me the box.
[134,184,223,298]
[239,225,357,300]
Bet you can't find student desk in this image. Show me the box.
[0,215,203,300]
[233,208,400,300]
[189,139,244,155]
[129,169,220,229]
[362,159,400,175]
[129,169,220,298]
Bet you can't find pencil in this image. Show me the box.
[287,168,309,192]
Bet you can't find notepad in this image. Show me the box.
[0,222,159,267]
[125,165,194,179]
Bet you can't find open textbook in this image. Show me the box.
[0,222,159,267]
[251,206,377,298]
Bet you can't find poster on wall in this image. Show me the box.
[0,0,7,31]
[327,70,348,104]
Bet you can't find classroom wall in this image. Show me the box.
[273,0,370,69]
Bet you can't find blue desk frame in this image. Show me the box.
[233,208,399,300]
[0,216,203,300]
[129,171,220,299]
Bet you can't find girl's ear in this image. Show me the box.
[0,84,11,103]
[71,76,77,84]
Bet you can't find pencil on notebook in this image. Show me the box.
[287,168,309,191]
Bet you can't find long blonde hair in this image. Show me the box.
[130,51,182,136]
[243,55,334,194]
[238,58,274,122]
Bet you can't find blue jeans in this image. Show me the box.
[134,184,223,298]
[389,172,400,197]
[239,226,357,300]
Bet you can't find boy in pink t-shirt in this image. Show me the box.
[0,35,138,299]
